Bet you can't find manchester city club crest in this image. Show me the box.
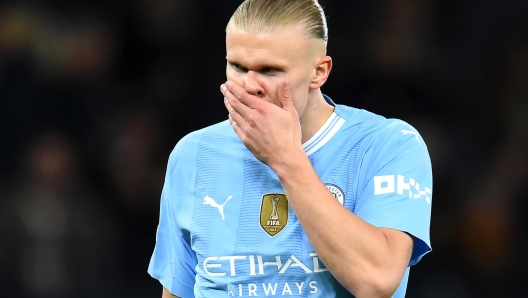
[325,183,345,205]
[260,194,288,237]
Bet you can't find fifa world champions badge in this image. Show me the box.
[260,194,289,236]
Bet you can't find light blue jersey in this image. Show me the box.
[148,96,432,297]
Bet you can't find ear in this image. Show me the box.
[309,56,332,90]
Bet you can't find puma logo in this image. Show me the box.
[203,196,233,220]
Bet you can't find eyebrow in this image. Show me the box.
[226,59,286,71]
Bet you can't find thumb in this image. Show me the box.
[279,80,293,109]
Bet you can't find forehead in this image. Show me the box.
[225,24,315,67]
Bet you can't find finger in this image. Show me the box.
[278,80,292,109]
[228,113,248,145]
[225,81,259,109]
[222,84,254,120]
[224,96,250,132]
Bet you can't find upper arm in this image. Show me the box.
[380,228,414,268]
[162,287,179,298]
[355,121,432,265]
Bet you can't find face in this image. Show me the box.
[225,23,328,117]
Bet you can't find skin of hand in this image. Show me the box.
[223,23,335,145]
[221,80,303,168]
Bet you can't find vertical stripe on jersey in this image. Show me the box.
[323,110,384,213]
[233,152,269,253]
[191,128,225,290]
[345,114,386,212]
[232,152,307,294]
[308,108,385,218]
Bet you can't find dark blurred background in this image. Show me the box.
[1,0,527,297]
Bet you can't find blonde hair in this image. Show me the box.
[228,0,328,42]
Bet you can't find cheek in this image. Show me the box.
[225,68,244,85]
[290,70,313,93]
[290,80,311,114]
[292,89,309,110]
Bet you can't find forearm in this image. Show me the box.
[274,154,411,297]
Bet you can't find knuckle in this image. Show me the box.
[247,114,257,126]
[241,137,249,146]
[256,104,267,115]
[229,100,238,110]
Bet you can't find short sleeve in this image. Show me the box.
[355,120,432,266]
[148,143,198,297]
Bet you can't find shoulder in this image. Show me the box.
[167,120,235,172]
[372,118,423,144]
[368,118,427,156]
[334,104,385,127]
[334,105,416,143]
[357,116,431,180]
[333,104,430,168]
[336,104,424,148]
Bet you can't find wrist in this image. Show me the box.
[270,148,311,182]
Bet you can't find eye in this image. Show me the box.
[261,67,279,75]
[231,63,247,73]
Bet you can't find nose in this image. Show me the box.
[244,71,265,98]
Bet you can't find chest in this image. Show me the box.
[186,147,359,261]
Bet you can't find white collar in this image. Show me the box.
[302,111,345,156]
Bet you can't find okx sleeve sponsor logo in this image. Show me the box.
[373,175,431,204]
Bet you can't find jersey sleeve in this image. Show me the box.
[354,120,432,266]
[148,137,198,297]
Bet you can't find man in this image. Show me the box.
[148,0,432,297]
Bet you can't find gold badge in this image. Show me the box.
[260,194,288,237]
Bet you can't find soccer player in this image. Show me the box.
[148,0,432,297]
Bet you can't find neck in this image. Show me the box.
[299,89,335,144]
